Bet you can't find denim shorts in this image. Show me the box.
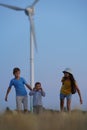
[60,93,72,100]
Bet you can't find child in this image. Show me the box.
[5,67,32,112]
[60,68,83,112]
[29,82,45,114]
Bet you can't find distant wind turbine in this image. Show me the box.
[0,0,39,112]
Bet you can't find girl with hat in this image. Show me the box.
[60,68,83,112]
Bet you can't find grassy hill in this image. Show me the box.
[0,110,87,130]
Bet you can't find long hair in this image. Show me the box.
[69,74,76,87]
[62,73,76,86]
[62,73,76,94]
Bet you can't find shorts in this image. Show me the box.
[60,93,72,101]
[16,95,28,111]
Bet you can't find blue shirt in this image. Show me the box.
[29,90,45,106]
[9,77,27,96]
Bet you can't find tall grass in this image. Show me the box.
[0,110,87,130]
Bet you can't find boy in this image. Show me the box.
[5,67,32,112]
[29,82,45,114]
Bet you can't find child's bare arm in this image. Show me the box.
[25,84,32,91]
[75,83,83,104]
[5,87,11,101]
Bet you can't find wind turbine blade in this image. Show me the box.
[0,3,25,11]
[29,14,37,50]
[31,0,39,7]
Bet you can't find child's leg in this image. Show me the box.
[60,99,64,111]
[38,106,43,114]
[23,95,28,112]
[66,94,72,112]
[60,93,65,112]
[33,106,37,114]
[16,96,23,111]
[67,100,71,112]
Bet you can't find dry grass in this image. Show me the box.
[0,110,87,130]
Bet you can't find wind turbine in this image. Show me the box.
[0,0,39,112]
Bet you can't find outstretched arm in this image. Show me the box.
[75,84,83,104]
[5,87,11,101]
[26,84,32,91]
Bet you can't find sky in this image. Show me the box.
[0,0,87,111]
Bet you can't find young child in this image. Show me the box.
[29,82,45,114]
[5,67,32,112]
[60,68,83,112]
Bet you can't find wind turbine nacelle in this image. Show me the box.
[25,7,34,16]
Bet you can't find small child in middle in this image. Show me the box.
[29,82,45,114]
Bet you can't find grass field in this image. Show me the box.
[0,110,87,130]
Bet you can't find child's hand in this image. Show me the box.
[5,96,8,102]
[38,87,42,91]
